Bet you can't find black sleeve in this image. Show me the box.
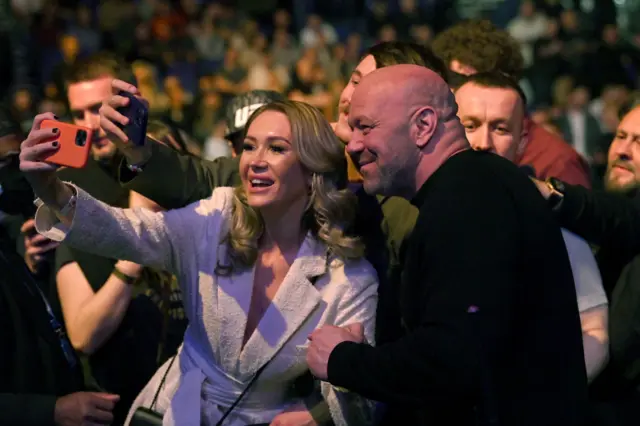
[0,394,57,426]
[327,181,520,405]
[556,182,640,264]
[119,140,241,209]
[54,243,76,274]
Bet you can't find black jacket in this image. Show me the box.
[327,151,589,425]
[555,183,640,267]
[0,227,84,426]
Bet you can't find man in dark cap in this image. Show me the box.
[224,89,287,156]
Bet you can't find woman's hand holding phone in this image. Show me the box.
[19,112,73,212]
[99,79,152,166]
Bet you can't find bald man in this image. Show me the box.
[306,65,588,425]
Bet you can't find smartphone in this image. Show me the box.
[117,91,149,147]
[40,120,92,168]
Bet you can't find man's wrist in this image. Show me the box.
[545,177,566,211]
[114,260,143,283]
[124,141,152,171]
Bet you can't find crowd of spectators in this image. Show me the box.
[0,0,634,183]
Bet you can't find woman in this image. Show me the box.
[20,100,378,425]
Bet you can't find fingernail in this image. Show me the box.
[52,128,59,134]
[52,141,59,147]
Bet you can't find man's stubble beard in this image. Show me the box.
[375,151,416,197]
[604,169,640,198]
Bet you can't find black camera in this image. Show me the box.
[75,129,88,146]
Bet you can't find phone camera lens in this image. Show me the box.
[135,109,145,126]
[75,130,87,147]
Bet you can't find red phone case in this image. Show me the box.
[40,120,93,168]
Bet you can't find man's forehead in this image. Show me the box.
[457,84,523,114]
[619,107,640,133]
[67,76,113,107]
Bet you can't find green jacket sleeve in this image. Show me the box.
[118,141,241,209]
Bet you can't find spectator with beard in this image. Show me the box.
[0,109,119,426]
[432,19,593,188]
[453,72,609,382]
[535,105,640,425]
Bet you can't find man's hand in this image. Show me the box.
[98,79,152,166]
[530,177,552,200]
[270,406,319,426]
[307,323,364,380]
[54,392,119,426]
[21,218,59,274]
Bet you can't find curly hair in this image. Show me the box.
[432,19,524,80]
[217,100,364,275]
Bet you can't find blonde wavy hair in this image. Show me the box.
[216,100,364,275]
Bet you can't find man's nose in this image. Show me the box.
[86,110,101,130]
[612,138,633,159]
[346,134,364,155]
[470,130,493,152]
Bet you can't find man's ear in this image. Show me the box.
[412,107,438,149]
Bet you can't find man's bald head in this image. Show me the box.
[347,64,468,198]
[353,64,457,122]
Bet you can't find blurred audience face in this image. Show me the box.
[412,24,433,45]
[400,0,417,13]
[601,85,629,106]
[545,19,560,38]
[455,82,526,162]
[605,106,640,195]
[307,15,322,31]
[379,25,397,42]
[77,5,92,26]
[67,77,114,161]
[13,90,32,112]
[60,35,80,61]
[603,25,618,45]
[560,10,578,32]
[335,55,377,142]
[273,9,290,29]
[601,104,621,133]
[520,0,535,18]
[567,86,590,110]
[239,110,308,210]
